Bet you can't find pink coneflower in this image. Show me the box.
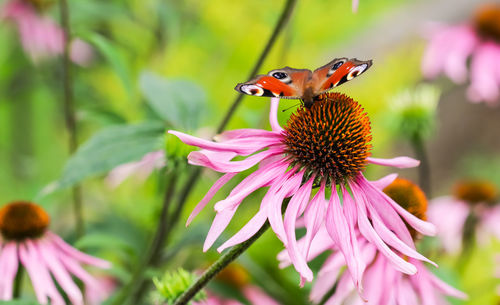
[421,4,500,105]
[1,0,92,65]
[106,151,166,188]
[0,201,110,304]
[169,93,436,287]
[428,179,500,254]
[280,178,467,304]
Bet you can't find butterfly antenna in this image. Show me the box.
[282,102,301,112]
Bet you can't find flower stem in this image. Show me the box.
[13,265,24,298]
[58,0,84,238]
[173,222,271,305]
[410,134,431,197]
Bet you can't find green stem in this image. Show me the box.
[456,211,478,274]
[410,134,431,197]
[112,168,178,305]
[58,0,84,238]
[173,222,271,305]
[13,265,24,298]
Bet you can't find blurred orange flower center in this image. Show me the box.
[383,178,427,239]
[283,93,372,184]
[0,201,50,240]
[453,180,498,204]
[474,4,500,42]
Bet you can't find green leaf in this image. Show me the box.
[139,71,207,131]
[45,122,165,193]
[85,33,133,96]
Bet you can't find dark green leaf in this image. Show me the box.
[45,122,165,193]
[139,71,207,131]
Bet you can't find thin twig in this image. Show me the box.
[59,0,84,238]
[173,222,271,305]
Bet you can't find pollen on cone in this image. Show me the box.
[283,92,372,184]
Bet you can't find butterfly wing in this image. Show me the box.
[311,58,372,95]
[235,67,312,99]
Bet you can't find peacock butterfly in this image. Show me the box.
[235,58,372,107]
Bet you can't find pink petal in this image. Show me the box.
[187,173,237,226]
[267,169,303,244]
[324,272,355,305]
[302,181,327,261]
[325,187,364,290]
[47,232,111,268]
[214,161,289,212]
[168,130,281,156]
[350,181,417,275]
[467,42,500,104]
[188,148,281,173]
[367,156,420,168]
[283,177,315,282]
[310,252,344,302]
[370,173,398,190]
[204,208,238,251]
[358,175,436,236]
[243,286,280,305]
[352,0,359,12]
[269,97,283,132]
[35,240,84,305]
[0,242,18,300]
[215,128,281,141]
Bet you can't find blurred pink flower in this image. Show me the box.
[421,4,500,105]
[0,201,110,305]
[282,230,466,305]
[106,150,166,188]
[279,178,467,304]
[1,0,92,65]
[428,180,500,254]
[85,275,117,305]
[170,94,436,287]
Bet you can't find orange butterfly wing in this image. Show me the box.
[311,58,372,95]
[235,68,311,99]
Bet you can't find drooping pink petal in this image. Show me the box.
[20,240,66,305]
[350,181,417,275]
[215,128,281,141]
[367,157,420,168]
[47,232,111,268]
[302,181,327,261]
[310,252,344,302]
[358,175,437,236]
[214,161,289,212]
[187,173,237,226]
[324,272,355,305]
[269,97,283,132]
[325,187,364,290]
[352,0,359,13]
[267,169,304,244]
[35,239,84,305]
[204,208,238,252]
[283,177,315,282]
[188,148,281,173]
[371,173,398,190]
[0,242,18,300]
[169,130,282,156]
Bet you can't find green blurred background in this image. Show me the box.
[0,0,499,304]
